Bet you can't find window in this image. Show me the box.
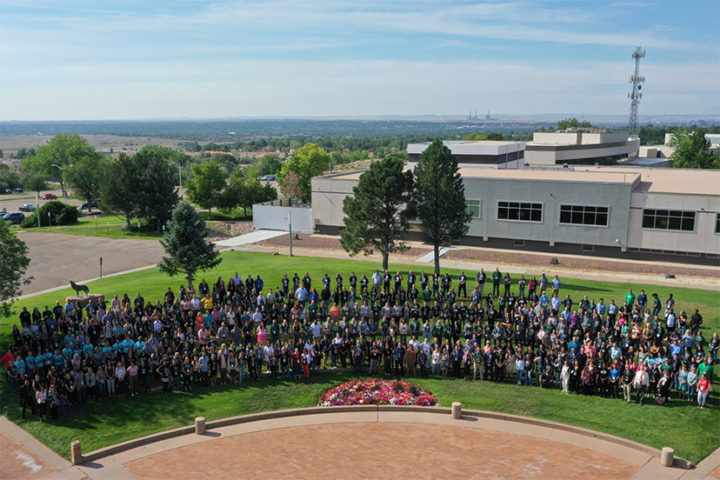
[560,205,608,226]
[642,209,695,232]
[497,201,542,222]
[513,239,525,246]
[466,199,481,219]
[716,213,720,234]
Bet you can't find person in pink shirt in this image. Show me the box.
[697,373,711,409]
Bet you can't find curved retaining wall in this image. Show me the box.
[78,405,693,469]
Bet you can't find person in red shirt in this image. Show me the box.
[291,348,302,380]
[1,347,17,369]
[697,373,711,409]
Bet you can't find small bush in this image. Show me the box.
[21,201,79,228]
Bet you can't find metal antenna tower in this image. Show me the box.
[628,46,645,136]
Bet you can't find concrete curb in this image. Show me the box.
[77,405,693,470]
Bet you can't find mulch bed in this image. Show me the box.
[255,233,718,280]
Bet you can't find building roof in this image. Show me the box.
[319,166,720,196]
[407,140,524,156]
[457,167,640,185]
[585,167,720,196]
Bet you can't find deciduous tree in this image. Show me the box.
[65,154,107,211]
[185,159,227,213]
[340,153,414,270]
[22,134,97,199]
[278,143,329,201]
[669,129,720,169]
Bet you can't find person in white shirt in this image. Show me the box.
[561,360,571,393]
[515,355,526,385]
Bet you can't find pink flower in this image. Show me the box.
[318,379,436,407]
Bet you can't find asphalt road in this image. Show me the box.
[15,231,165,296]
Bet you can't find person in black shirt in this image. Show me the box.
[458,271,467,297]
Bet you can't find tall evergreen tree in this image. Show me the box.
[340,153,414,270]
[157,202,222,287]
[414,140,471,274]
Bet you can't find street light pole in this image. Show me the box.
[51,163,72,199]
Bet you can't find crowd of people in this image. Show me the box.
[1,267,716,422]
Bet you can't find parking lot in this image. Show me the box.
[15,231,164,295]
[0,189,82,221]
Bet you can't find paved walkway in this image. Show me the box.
[0,416,82,480]
[214,229,287,248]
[2,408,716,479]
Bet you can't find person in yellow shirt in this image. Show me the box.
[202,294,213,311]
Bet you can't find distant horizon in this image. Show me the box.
[1,113,719,124]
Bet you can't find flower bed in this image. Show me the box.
[318,379,437,407]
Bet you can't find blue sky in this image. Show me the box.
[0,0,718,120]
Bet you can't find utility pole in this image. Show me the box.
[288,210,293,257]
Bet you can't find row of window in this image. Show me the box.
[465,202,720,233]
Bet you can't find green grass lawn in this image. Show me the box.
[20,215,162,239]
[2,372,717,464]
[1,251,718,462]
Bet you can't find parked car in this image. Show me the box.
[81,200,98,210]
[42,193,58,200]
[18,204,36,212]
[3,189,12,194]
[2,212,25,224]
[14,187,24,193]
[260,175,277,181]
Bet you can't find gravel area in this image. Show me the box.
[257,233,432,259]
[208,220,254,241]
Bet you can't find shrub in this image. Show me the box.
[21,201,79,228]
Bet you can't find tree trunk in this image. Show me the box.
[382,250,389,271]
[433,242,440,275]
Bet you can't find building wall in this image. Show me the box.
[525,139,639,165]
[462,178,632,248]
[252,205,314,233]
[311,176,358,228]
[627,193,720,254]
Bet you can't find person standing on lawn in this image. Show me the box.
[491,268,501,297]
[697,373,711,409]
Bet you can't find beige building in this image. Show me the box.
[525,129,639,166]
[310,165,720,264]
[407,140,526,168]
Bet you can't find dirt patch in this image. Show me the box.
[447,248,719,279]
